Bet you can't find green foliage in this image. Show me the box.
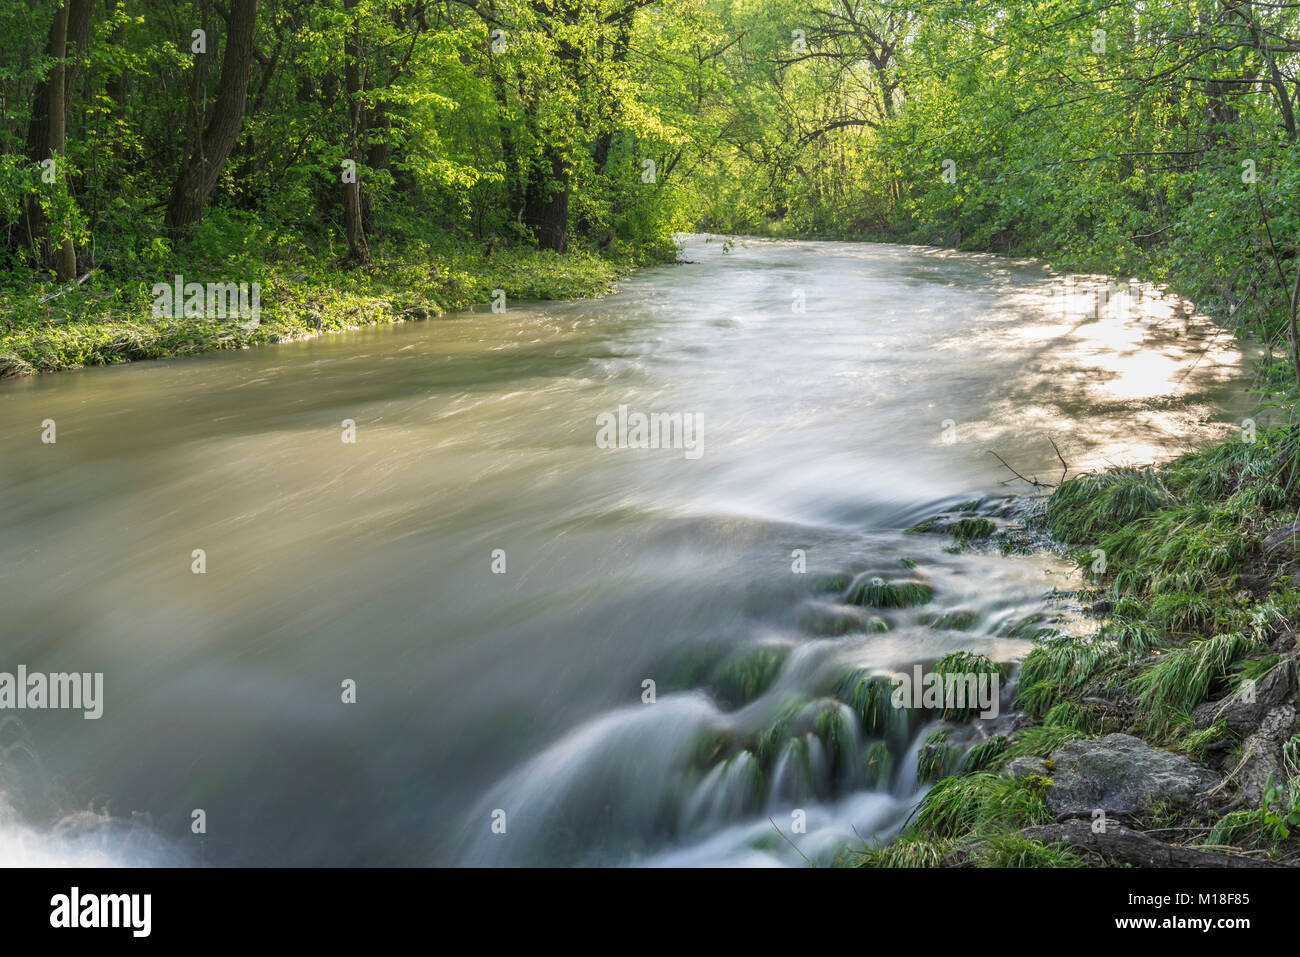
[855,832,952,869]
[1132,632,1261,715]
[970,833,1087,868]
[912,771,1050,841]
[1207,774,1300,848]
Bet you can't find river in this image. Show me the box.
[0,236,1255,865]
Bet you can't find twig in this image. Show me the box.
[988,435,1071,488]
[1049,434,1069,484]
[767,816,815,867]
[987,450,1055,488]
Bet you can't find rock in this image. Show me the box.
[1228,704,1297,808]
[797,600,888,636]
[1006,756,1049,782]
[1268,632,1299,656]
[1192,658,1296,733]
[1034,733,1220,819]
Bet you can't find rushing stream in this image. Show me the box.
[0,236,1257,866]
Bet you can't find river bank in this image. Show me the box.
[0,240,659,378]
[859,431,1300,867]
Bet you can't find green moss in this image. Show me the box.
[811,574,853,594]
[688,728,735,772]
[753,700,806,770]
[921,608,981,631]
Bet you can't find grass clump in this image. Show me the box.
[969,832,1088,868]
[844,576,934,609]
[1131,632,1261,716]
[1046,469,1168,544]
[951,517,996,545]
[855,833,953,868]
[912,772,1050,841]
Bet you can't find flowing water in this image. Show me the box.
[0,236,1256,866]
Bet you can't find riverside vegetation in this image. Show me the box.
[6,1,1300,867]
[855,440,1300,868]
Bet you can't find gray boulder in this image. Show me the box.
[1009,733,1219,819]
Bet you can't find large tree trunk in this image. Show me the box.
[341,0,371,266]
[20,0,92,278]
[163,0,258,235]
[523,145,569,253]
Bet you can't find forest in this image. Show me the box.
[2,0,1299,384]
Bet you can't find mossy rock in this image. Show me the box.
[811,573,854,594]
[863,740,895,789]
[920,608,981,631]
[845,575,934,608]
[799,602,889,636]
[834,669,895,734]
[708,643,790,710]
[951,517,996,545]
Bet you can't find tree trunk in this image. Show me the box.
[20,0,91,277]
[47,2,77,280]
[523,146,569,253]
[163,0,258,235]
[341,0,371,266]
[1020,821,1285,868]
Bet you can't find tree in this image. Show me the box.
[163,0,258,234]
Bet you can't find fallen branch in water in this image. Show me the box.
[987,436,1069,489]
